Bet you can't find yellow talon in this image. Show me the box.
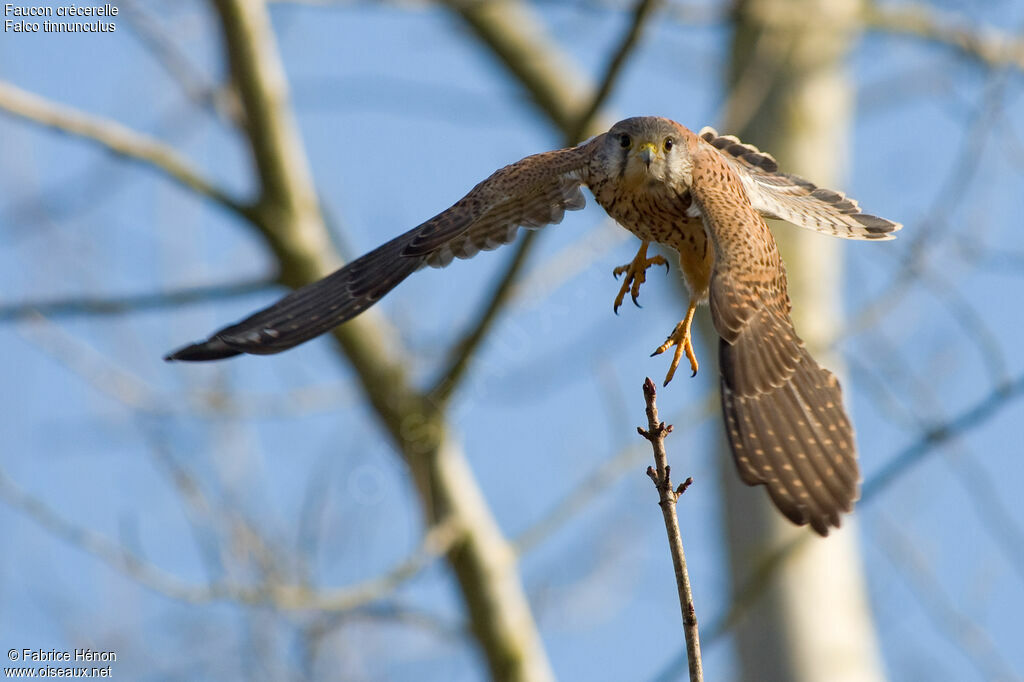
[652,298,699,385]
[612,240,669,313]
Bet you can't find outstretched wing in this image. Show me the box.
[166,139,600,361]
[688,139,859,536]
[699,127,901,241]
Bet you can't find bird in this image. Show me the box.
[166,116,901,535]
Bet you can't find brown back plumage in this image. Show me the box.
[689,131,859,534]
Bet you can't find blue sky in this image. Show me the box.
[1,1,1023,680]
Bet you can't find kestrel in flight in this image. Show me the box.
[167,117,900,535]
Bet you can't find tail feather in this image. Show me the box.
[718,317,859,536]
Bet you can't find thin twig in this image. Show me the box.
[428,0,642,405]
[862,372,1024,504]
[637,378,703,682]
[0,463,462,610]
[830,73,1005,348]
[570,0,662,142]
[18,311,357,417]
[0,277,275,323]
[210,3,556,679]
[430,230,539,404]
[649,370,1024,682]
[446,0,601,137]
[876,516,1019,681]
[0,80,251,221]
[864,1,1024,72]
[118,0,233,118]
[514,396,717,555]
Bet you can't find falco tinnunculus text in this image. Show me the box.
[167,117,901,535]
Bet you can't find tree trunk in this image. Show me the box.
[716,1,886,680]
[210,2,554,679]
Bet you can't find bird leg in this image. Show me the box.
[612,240,669,313]
[652,297,699,385]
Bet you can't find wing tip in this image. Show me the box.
[856,215,903,240]
[164,337,241,362]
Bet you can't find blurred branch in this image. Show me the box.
[207,1,555,679]
[304,600,468,646]
[638,378,703,682]
[862,372,1024,503]
[955,237,1024,275]
[138,422,294,588]
[946,441,1024,589]
[1,97,211,250]
[570,0,662,142]
[717,27,792,134]
[228,518,463,611]
[0,466,221,603]
[850,333,1024,589]
[17,313,357,417]
[430,231,538,404]
[118,0,236,119]
[875,516,1019,681]
[834,73,1005,346]
[864,2,1024,72]
[514,395,715,555]
[0,80,250,220]
[0,465,461,610]
[0,277,274,323]
[431,0,650,405]
[445,0,609,140]
[913,264,1009,385]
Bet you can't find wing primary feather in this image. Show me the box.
[699,127,902,241]
[165,142,596,361]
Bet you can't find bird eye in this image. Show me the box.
[663,138,674,152]
[619,134,632,149]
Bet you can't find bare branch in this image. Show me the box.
[833,74,1006,347]
[444,0,609,140]
[0,80,250,220]
[651,370,1024,682]
[0,277,275,323]
[118,0,235,118]
[570,0,663,142]
[17,313,358,417]
[207,2,556,679]
[430,231,538,403]
[515,395,716,555]
[427,0,636,406]
[0,464,462,610]
[862,373,1024,504]
[0,465,221,603]
[876,516,1019,681]
[638,378,703,682]
[864,2,1024,72]
[304,600,468,645]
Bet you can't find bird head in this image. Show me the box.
[604,117,693,190]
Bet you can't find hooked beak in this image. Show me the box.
[637,142,657,168]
